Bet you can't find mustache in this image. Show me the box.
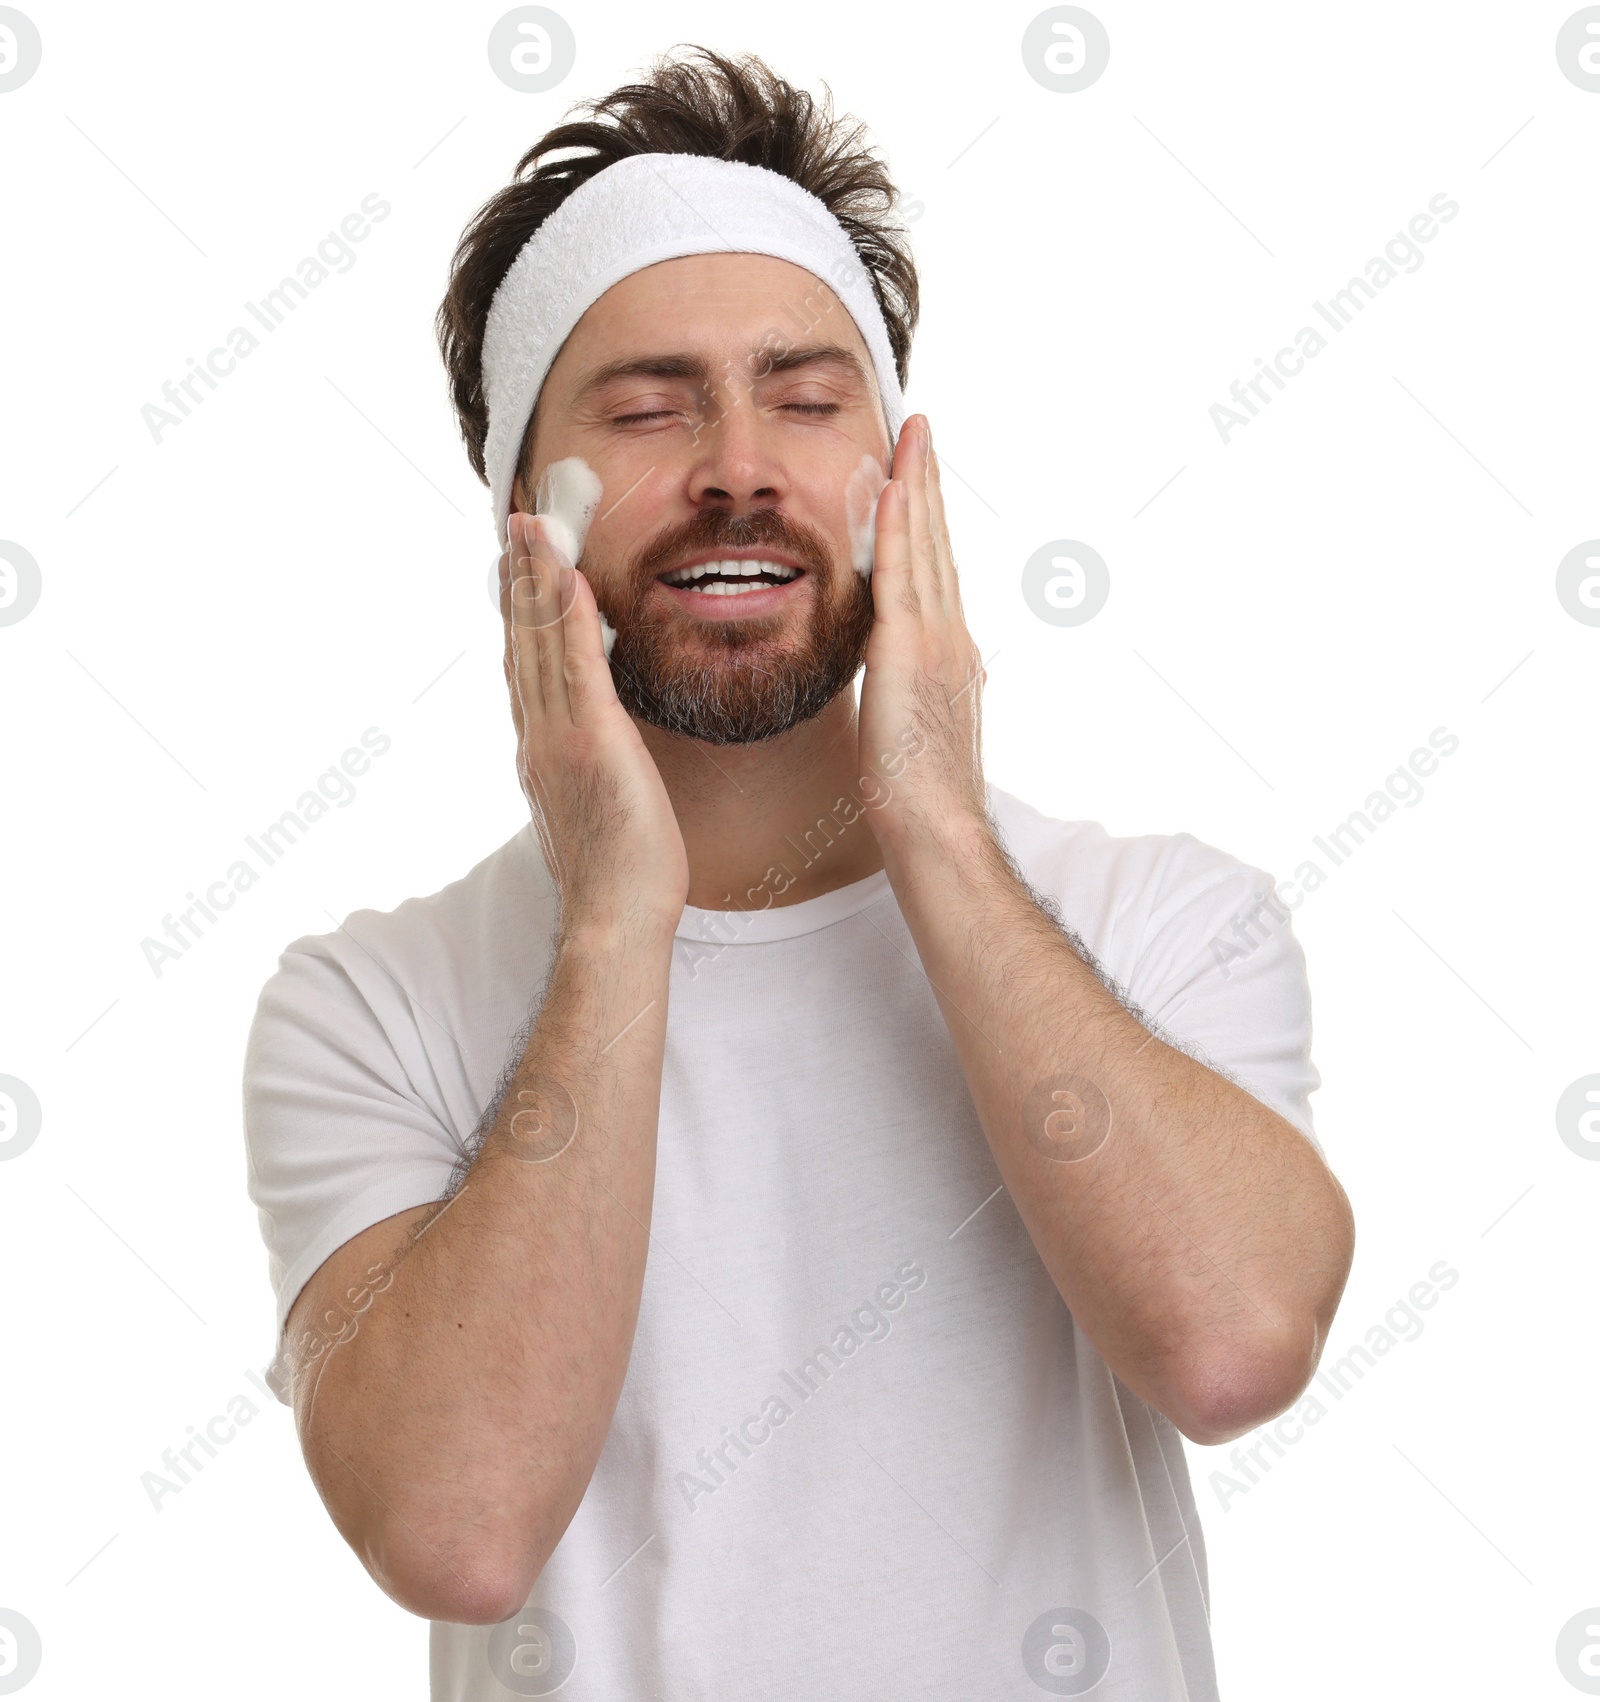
[629,507,836,582]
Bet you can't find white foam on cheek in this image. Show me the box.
[845,454,889,577]
[532,457,616,658]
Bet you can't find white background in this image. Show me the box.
[1,1,1596,1696]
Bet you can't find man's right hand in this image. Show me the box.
[500,511,689,935]
[283,516,685,1625]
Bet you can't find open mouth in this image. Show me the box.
[657,556,805,596]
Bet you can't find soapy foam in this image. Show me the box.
[845,455,889,577]
[533,457,616,658]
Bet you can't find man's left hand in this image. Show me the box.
[858,413,990,850]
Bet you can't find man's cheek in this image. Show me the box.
[585,469,673,576]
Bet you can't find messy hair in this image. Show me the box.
[435,44,919,485]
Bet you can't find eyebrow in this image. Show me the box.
[572,341,872,399]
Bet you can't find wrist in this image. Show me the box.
[872,798,995,870]
[558,902,681,957]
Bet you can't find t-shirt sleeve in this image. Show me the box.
[242,937,468,1403]
[1123,833,1324,1157]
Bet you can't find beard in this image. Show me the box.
[589,506,875,745]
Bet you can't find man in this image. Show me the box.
[244,46,1353,1701]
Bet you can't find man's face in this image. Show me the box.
[515,252,893,745]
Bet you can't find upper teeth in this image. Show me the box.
[661,559,800,587]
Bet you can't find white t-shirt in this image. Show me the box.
[243,782,1322,1701]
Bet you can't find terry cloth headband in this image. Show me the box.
[480,151,909,547]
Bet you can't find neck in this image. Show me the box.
[635,685,885,911]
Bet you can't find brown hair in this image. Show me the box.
[434,44,919,487]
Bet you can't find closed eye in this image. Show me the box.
[613,401,841,425]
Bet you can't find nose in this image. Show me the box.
[685,375,788,515]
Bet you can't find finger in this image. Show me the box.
[889,410,921,483]
[507,513,549,736]
[902,415,944,616]
[924,424,962,614]
[503,518,569,892]
[499,541,525,745]
[529,512,578,722]
[871,476,918,621]
[879,421,922,618]
[556,566,621,721]
[512,512,574,723]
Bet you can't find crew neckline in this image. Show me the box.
[674,866,894,945]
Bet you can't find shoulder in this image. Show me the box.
[252,823,556,1017]
[243,823,559,1127]
[242,824,560,1323]
[984,784,1273,968]
[984,784,1323,1148]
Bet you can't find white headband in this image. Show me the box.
[480,152,908,547]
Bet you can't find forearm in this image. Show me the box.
[881,816,1353,1444]
[299,910,675,1621]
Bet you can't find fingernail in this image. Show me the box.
[557,562,574,595]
